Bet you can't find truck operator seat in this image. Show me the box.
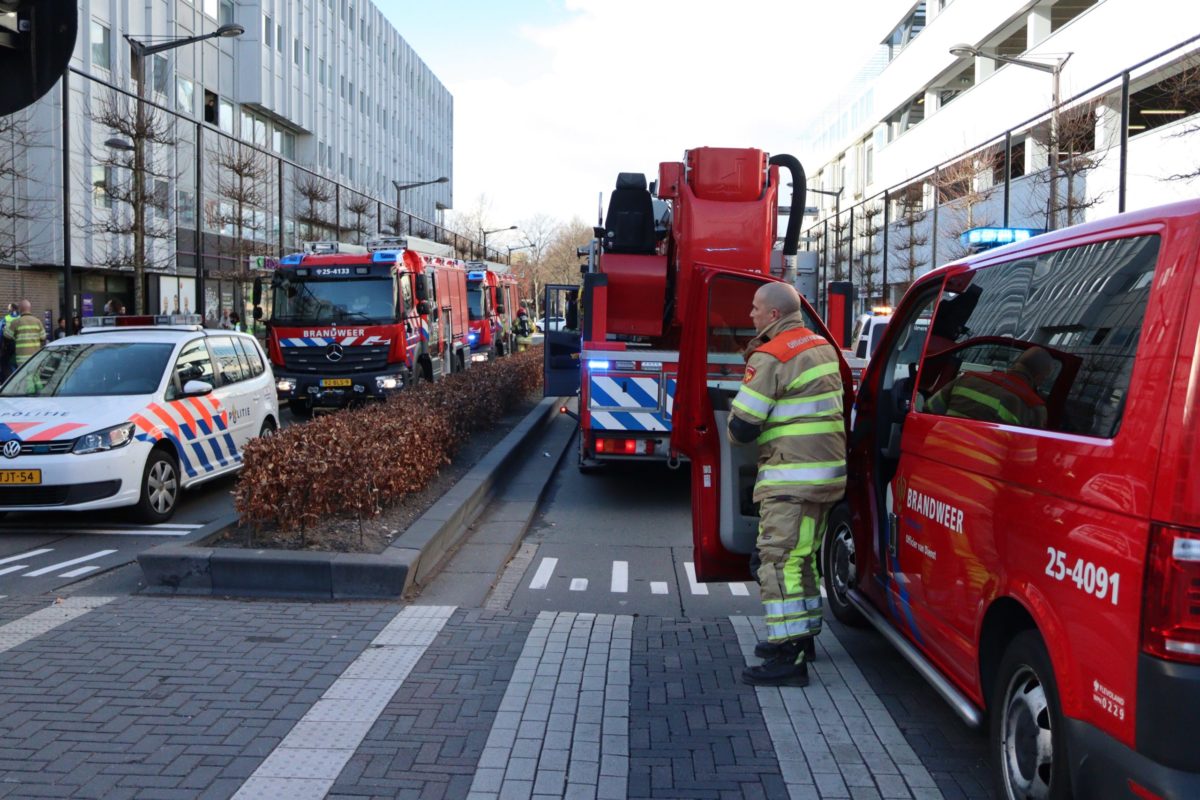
[603,172,657,255]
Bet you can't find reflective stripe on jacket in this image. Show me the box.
[5,313,46,365]
[728,311,847,503]
[927,369,1046,428]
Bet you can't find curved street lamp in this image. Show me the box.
[482,224,517,258]
[948,43,1072,229]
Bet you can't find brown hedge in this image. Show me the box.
[233,346,545,532]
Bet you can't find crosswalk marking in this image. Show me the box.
[684,562,708,595]
[24,550,117,578]
[58,566,103,578]
[528,557,558,590]
[0,549,52,566]
[0,523,201,537]
[611,560,628,593]
[569,578,588,591]
[0,565,29,577]
[729,582,751,596]
[650,582,668,594]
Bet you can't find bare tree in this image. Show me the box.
[1155,56,1200,181]
[344,195,374,244]
[295,174,334,241]
[1035,100,1111,226]
[513,212,562,314]
[828,211,850,282]
[86,86,181,313]
[853,201,884,307]
[0,110,34,266]
[207,139,274,282]
[936,147,999,260]
[889,186,929,301]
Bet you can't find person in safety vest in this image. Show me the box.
[0,302,18,379]
[515,304,534,352]
[4,299,46,369]
[727,282,847,687]
[926,345,1053,428]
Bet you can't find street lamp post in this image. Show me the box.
[807,187,842,318]
[124,23,244,316]
[507,243,533,266]
[481,225,517,261]
[949,44,1072,230]
[392,176,448,212]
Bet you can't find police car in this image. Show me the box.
[0,315,279,522]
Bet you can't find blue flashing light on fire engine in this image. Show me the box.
[960,227,1045,250]
[280,253,303,266]
[372,251,398,264]
[468,332,479,345]
[587,360,611,370]
[467,271,486,281]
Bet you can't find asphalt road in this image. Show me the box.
[0,407,300,598]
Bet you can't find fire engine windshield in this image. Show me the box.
[271,275,397,324]
[466,286,487,321]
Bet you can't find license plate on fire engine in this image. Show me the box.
[0,469,40,485]
[320,379,352,388]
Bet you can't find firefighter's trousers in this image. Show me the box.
[756,497,832,643]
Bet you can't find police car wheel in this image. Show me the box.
[990,631,1071,800]
[135,448,180,523]
[259,418,277,437]
[822,504,866,626]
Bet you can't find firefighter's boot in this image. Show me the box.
[742,639,810,687]
[753,636,816,663]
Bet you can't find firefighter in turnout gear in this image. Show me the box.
[727,282,847,687]
[4,299,46,368]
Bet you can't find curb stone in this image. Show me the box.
[138,396,566,599]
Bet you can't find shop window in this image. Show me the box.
[1128,63,1200,137]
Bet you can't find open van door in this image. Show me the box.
[543,284,581,397]
[671,267,776,582]
[673,267,856,583]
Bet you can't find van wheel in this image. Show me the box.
[991,631,1071,800]
[822,504,866,626]
[135,448,180,524]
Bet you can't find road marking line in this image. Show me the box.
[24,550,117,577]
[58,566,102,578]
[728,582,750,596]
[569,578,588,591]
[528,557,557,590]
[650,582,668,594]
[0,596,116,654]
[0,565,29,577]
[684,562,709,595]
[611,560,628,593]
[53,529,191,537]
[232,605,454,799]
[0,549,52,566]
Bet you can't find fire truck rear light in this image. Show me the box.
[595,437,652,455]
[1142,524,1200,664]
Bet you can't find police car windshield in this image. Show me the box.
[1,342,173,397]
[466,286,486,320]
[271,276,396,324]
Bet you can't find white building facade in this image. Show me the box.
[801,0,1200,309]
[4,0,452,320]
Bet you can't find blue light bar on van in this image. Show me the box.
[588,360,611,370]
[372,251,398,264]
[961,227,1045,249]
[281,253,303,266]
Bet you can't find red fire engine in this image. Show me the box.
[466,265,520,360]
[257,238,471,416]
[545,147,849,483]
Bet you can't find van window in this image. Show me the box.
[919,234,1160,438]
[208,335,246,385]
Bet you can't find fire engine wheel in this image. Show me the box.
[821,504,866,626]
[990,631,1071,800]
[288,400,313,419]
[134,447,180,524]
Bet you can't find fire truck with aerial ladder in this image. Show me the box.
[254,236,472,416]
[543,145,852,578]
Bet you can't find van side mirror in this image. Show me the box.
[414,278,428,302]
[253,307,263,321]
[417,301,430,315]
[496,304,505,314]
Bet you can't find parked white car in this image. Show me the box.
[0,315,279,522]
[539,315,566,332]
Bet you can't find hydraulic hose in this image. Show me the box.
[768,154,807,284]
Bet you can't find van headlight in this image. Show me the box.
[72,422,136,455]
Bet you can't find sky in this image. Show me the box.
[374,0,894,240]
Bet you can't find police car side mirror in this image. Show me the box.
[182,379,214,397]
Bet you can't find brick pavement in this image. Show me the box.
[0,597,988,799]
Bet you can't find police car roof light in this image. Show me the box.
[81,314,204,329]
